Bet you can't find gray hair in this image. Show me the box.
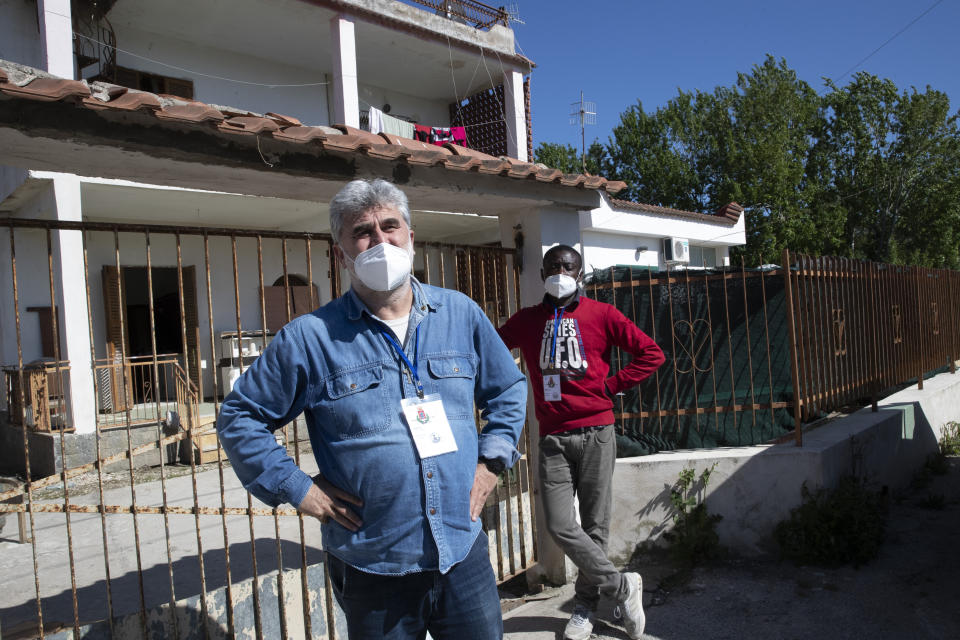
[329,179,411,244]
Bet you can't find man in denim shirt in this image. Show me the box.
[217,179,527,639]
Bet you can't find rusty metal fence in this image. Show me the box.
[0,219,535,639]
[783,250,960,433]
[404,0,510,29]
[588,252,960,453]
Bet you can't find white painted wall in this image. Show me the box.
[358,80,451,129]
[0,0,44,68]
[115,27,331,125]
[581,230,660,274]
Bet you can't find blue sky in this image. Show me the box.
[510,0,959,153]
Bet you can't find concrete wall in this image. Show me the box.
[115,26,332,126]
[605,369,960,565]
[0,0,44,68]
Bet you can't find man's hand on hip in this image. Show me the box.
[469,462,498,522]
[299,474,364,531]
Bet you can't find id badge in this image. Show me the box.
[543,374,561,401]
[400,394,458,458]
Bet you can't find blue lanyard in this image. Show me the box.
[380,323,423,398]
[550,307,565,368]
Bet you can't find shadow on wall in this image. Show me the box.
[0,538,327,638]
[609,370,960,564]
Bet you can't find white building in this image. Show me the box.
[0,0,744,440]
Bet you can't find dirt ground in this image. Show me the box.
[502,454,960,639]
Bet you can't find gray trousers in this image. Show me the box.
[539,424,629,608]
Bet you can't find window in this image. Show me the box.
[688,245,717,268]
[114,66,194,100]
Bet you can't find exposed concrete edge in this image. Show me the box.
[40,561,347,639]
[606,370,960,565]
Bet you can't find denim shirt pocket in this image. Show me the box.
[324,363,391,438]
[425,354,476,420]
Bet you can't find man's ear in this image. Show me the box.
[333,245,344,263]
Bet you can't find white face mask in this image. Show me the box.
[343,240,414,292]
[544,273,579,299]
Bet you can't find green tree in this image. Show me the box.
[536,57,960,267]
[812,74,960,266]
[533,141,603,175]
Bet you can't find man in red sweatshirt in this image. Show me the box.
[497,244,665,640]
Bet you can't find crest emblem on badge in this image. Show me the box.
[431,433,441,443]
[417,406,430,424]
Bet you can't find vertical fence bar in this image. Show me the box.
[301,236,318,638]
[683,267,702,434]
[81,228,118,637]
[231,235,265,640]
[868,261,879,410]
[143,231,182,640]
[739,258,757,428]
[800,255,818,421]
[702,265,721,436]
[646,270,664,435]
[8,224,45,639]
[758,260,776,429]
[664,266,684,437]
[720,263,739,436]
[111,229,149,639]
[512,250,537,563]
[175,232,211,640]
[204,232,236,638]
[273,237,291,640]
[782,250,803,445]
[43,228,81,637]
[611,266,626,425]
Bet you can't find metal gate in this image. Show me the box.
[0,218,536,639]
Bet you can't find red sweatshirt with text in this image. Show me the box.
[497,294,665,436]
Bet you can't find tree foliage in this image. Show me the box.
[534,55,960,267]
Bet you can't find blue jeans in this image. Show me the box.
[326,532,503,639]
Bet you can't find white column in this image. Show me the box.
[37,0,74,79]
[503,70,527,162]
[330,15,360,129]
[51,175,96,434]
[497,209,569,586]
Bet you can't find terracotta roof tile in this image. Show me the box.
[0,77,89,102]
[265,112,302,127]
[365,143,407,161]
[154,102,225,124]
[0,59,630,199]
[218,116,281,135]
[330,124,384,146]
[82,88,161,112]
[271,125,332,144]
[533,167,563,183]
[609,198,740,225]
[442,155,481,171]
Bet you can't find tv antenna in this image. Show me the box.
[505,4,525,25]
[569,91,596,173]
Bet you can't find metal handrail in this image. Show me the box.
[402,0,509,29]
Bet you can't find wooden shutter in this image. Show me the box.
[101,266,131,412]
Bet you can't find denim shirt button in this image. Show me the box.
[426,471,433,478]
[429,508,436,515]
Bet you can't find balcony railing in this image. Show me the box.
[403,0,510,29]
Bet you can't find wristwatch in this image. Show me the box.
[479,457,506,475]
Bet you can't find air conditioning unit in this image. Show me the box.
[663,237,690,264]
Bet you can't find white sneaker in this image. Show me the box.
[563,604,595,640]
[613,572,645,638]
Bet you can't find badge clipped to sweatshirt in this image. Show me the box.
[543,307,565,402]
[401,394,458,458]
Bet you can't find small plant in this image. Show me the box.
[775,475,887,568]
[664,463,723,567]
[940,422,960,456]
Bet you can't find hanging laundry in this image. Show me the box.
[368,106,385,134]
[381,112,415,139]
[450,126,467,147]
[414,124,432,143]
[431,127,455,144]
